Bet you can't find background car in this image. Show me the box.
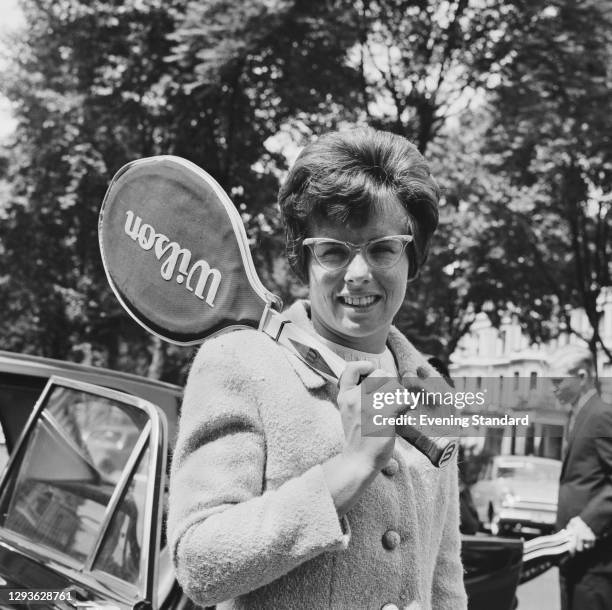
[0,350,524,609]
[471,455,562,537]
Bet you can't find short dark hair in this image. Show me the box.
[278,127,440,282]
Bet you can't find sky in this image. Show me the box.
[0,0,24,140]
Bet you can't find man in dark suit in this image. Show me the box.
[548,344,612,610]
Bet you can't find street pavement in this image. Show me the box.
[516,567,560,609]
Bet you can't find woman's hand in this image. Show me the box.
[322,361,399,516]
[336,361,396,473]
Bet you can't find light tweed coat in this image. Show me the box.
[168,301,467,610]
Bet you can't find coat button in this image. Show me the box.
[382,530,401,550]
[382,458,399,476]
[381,604,399,610]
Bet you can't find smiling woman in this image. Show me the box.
[168,127,467,610]
[305,208,414,353]
[279,128,439,353]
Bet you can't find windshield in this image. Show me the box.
[495,461,560,481]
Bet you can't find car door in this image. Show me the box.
[461,534,523,610]
[0,376,167,609]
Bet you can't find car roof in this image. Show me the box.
[0,350,183,443]
[0,350,180,391]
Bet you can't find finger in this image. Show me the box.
[338,361,375,392]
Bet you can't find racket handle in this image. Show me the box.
[394,424,458,468]
[261,310,458,469]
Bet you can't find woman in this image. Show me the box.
[168,128,467,609]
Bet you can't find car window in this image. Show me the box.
[494,460,560,481]
[0,375,47,454]
[94,445,150,587]
[0,385,148,564]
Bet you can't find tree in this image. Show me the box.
[483,0,612,367]
[0,0,192,378]
[349,0,523,152]
[396,0,612,367]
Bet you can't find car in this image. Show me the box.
[0,350,189,610]
[471,455,562,537]
[0,350,525,609]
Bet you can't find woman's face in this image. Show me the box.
[307,200,411,353]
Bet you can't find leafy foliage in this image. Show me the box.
[482,0,612,365]
[348,0,521,151]
[0,0,188,375]
[0,0,610,380]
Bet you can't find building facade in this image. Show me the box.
[449,287,612,460]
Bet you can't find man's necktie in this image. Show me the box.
[561,406,577,460]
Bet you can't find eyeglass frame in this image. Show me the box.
[302,234,413,271]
